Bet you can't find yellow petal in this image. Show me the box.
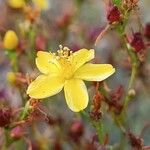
[74,63,115,81]
[36,51,59,74]
[64,79,89,112]
[27,75,64,99]
[71,49,94,71]
[8,0,25,9]
[3,30,19,50]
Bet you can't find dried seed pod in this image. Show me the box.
[130,32,145,52]
[107,5,121,24]
[0,107,12,127]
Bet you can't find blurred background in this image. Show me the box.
[0,0,150,149]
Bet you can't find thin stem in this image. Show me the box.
[5,50,18,72]
[95,24,110,46]
[117,40,139,126]
[93,121,104,144]
[126,45,139,89]
[20,100,31,120]
[123,43,139,109]
[26,26,36,68]
[80,110,104,144]
[80,110,90,121]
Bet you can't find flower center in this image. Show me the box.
[56,45,73,59]
[54,45,74,80]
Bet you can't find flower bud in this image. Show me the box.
[107,5,121,24]
[8,0,25,9]
[3,30,19,50]
[128,89,136,97]
[0,107,12,127]
[7,72,16,84]
[130,32,145,52]
[11,126,24,139]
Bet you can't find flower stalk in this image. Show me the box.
[124,43,139,108]
[80,110,104,144]
[20,100,31,120]
[93,121,104,144]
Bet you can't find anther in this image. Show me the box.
[59,45,63,50]
[63,47,70,51]
[56,45,72,59]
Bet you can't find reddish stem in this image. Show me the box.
[95,24,110,46]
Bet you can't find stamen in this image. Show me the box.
[56,45,72,59]
[59,45,63,50]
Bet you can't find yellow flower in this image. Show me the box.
[8,0,25,9]
[32,0,48,10]
[7,72,16,84]
[27,46,115,112]
[3,30,19,50]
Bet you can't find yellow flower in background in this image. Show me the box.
[27,46,115,112]
[8,0,25,9]
[8,0,48,10]
[32,0,48,10]
[7,72,16,84]
[3,30,19,50]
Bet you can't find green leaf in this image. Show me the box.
[113,0,121,6]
